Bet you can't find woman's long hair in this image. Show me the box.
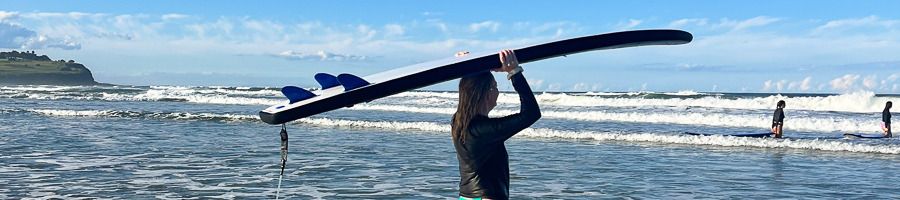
[452,72,494,144]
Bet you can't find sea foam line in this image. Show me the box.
[26,108,900,154]
[294,117,900,154]
[349,104,883,133]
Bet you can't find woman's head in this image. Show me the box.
[777,100,786,108]
[452,72,497,143]
[887,101,893,109]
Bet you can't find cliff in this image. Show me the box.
[0,51,100,85]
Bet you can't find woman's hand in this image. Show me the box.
[494,49,519,72]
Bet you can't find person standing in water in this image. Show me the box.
[452,49,541,200]
[771,100,786,138]
[882,101,892,138]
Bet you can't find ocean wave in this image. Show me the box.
[522,91,898,113]
[292,117,900,154]
[26,108,899,154]
[5,86,898,114]
[28,109,258,121]
[348,104,883,133]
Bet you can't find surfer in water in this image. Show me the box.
[883,101,892,138]
[452,49,541,200]
[772,100,786,138]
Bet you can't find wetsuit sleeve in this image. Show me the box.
[885,109,891,124]
[469,73,541,144]
[773,109,784,124]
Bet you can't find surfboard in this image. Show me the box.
[260,29,693,124]
[683,132,774,138]
[842,133,886,139]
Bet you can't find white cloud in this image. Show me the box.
[799,76,812,91]
[356,24,376,41]
[0,22,34,48]
[274,50,367,61]
[21,35,81,50]
[787,77,813,91]
[469,21,500,33]
[383,24,404,37]
[530,79,544,91]
[762,80,773,91]
[0,11,19,21]
[719,16,781,31]
[830,74,860,91]
[572,82,589,91]
[668,18,708,28]
[20,11,107,20]
[814,15,900,33]
[161,13,189,21]
[0,21,80,50]
[776,80,786,91]
[547,83,561,91]
[863,75,878,89]
[617,19,642,30]
[888,73,900,82]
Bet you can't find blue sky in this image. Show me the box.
[1,1,899,93]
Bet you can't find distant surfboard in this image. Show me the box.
[260,29,693,124]
[842,133,885,139]
[683,132,774,138]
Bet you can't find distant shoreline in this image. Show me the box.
[0,50,101,85]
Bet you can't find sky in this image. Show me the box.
[1,0,899,93]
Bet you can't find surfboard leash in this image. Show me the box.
[276,123,289,199]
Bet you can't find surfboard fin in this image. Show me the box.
[314,73,340,89]
[337,74,370,91]
[281,86,316,103]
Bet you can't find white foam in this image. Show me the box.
[522,91,898,113]
[663,90,706,96]
[348,104,883,133]
[369,91,898,113]
[30,109,119,117]
[290,117,900,154]
[25,108,900,154]
[28,109,259,122]
[0,85,83,91]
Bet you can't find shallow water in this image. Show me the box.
[1,85,899,199]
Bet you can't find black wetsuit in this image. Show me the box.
[453,73,541,200]
[884,107,891,135]
[772,108,785,128]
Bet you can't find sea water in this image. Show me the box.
[1,85,899,199]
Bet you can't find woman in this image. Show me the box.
[771,100,785,138]
[452,50,541,200]
[882,101,892,138]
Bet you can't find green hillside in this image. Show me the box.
[0,51,99,85]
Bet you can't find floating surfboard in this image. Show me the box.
[683,132,774,138]
[842,133,886,139]
[260,29,693,124]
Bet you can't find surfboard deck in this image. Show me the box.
[842,133,886,139]
[683,132,774,138]
[260,29,693,124]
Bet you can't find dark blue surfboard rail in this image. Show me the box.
[260,29,693,124]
